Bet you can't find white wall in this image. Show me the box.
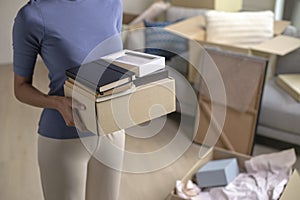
[242,0,275,11]
[291,0,300,29]
[0,0,28,64]
[242,0,285,20]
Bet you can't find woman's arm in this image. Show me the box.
[14,73,85,127]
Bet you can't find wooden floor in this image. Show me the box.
[0,63,299,200]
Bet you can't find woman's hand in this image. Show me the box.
[14,74,86,130]
[55,96,86,127]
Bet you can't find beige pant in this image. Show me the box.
[38,130,125,200]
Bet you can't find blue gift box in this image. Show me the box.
[196,158,239,188]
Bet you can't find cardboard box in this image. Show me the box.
[193,48,268,155]
[64,78,176,135]
[165,16,300,82]
[167,147,300,200]
[123,13,138,25]
[196,158,239,188]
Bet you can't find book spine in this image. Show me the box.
[65,70,76,80]
[95,60,134,77]
[65,67,100,91]
[64,84,97,104]
[73,76,98,91]
[67,78,100,95]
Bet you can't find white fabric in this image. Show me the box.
[176,180,211,200]
[244,148,296,200]
[245,148,296,174]
[206,10,274,48]
[209,172,288,200]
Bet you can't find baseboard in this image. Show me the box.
[255,135,300,154]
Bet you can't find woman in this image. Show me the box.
[13,0,124,199]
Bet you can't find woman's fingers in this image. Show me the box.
[58,96,86,127]
[65,97,86,110]
[64,106,75,127]
[73,109,88,132]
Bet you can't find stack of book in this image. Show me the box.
[65,50,169,101]
[64,50,175,134]
[65,59,135,100]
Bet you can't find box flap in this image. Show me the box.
[164,16,206,41]
[278,74,300,94]
[277,74,300,101]
[251,35,300,56]
[123,13,139,25]
[280,170,300,200]
[274,20,291,36]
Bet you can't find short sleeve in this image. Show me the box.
[13,4,44,78]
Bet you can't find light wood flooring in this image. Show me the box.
[0,62,299,200]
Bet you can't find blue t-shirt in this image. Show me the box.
[13,0,123,139]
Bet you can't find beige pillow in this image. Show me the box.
[206,11,274,48]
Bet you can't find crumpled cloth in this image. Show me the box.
[209,171,289,200]
[176,180,211,200]
[175,149,296,200]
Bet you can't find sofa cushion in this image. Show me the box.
[143,19,188,60]
[275,26,300,74]
[205,11,274,48]
[259,78,300,135]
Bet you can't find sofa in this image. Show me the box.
[123,5,300,146]
[257,26,300,146]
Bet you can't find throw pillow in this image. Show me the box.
[205,11,274,48]
[143,19,188,60]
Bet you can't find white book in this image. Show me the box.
[102,49,165,77]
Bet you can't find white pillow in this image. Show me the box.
[205,11,274,48]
